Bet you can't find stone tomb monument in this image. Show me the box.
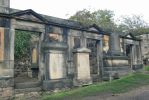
[103,33,130,80]
[0,0,143,99]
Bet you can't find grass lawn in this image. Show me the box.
[42,72,149,100]
[144,65,149,71]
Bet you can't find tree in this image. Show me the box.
[69,9,116,32]
[92,10,116,32]
[70,9,93,26]
[117,15,149,35]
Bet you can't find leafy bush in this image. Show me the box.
[14,30,32,60]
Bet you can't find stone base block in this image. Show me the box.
[42,79,72,91]
[0,87,13,98]
[132,64,143,70]
[73,78,92,86]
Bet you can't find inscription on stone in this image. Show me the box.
[49,53,65,79]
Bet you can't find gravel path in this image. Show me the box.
[82,85,149,100]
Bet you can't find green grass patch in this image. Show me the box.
[144,66,149,71]
[42,72,149,100]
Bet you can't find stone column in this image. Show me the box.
[97,40,104,79]
[9,19,15,74]
[139,41,143,65]
[0,19,15,99]
[38,31,45,81]
[0,18,16,78]
[73,47,92,86]
[109,33,121,55]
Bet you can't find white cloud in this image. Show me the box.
[10,0,149,23]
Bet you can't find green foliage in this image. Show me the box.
[42,73,149,100]
[14,30,32,60]
[92,10,116,32]
[70,9,149,35]
[117,15,149,35]
[70,9,93,26]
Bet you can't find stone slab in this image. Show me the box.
[49,53,66,79]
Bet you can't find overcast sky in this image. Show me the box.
[10,0,149,23]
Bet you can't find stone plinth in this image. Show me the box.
[42,42,68,80]
[104,56,129,67]
[103,56,131,80]
[73,48,92,86]
[42,42,71,90]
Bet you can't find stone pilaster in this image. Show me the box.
[0,18,14,99]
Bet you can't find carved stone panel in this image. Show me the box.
[32,48,37,64]
[103,35,109,54]
[48,33,63,42]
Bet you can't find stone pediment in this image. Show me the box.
[88,27,99,32]
[10,9,47,23]
[87,24,106,35]
[18,14,43,22]
[122,33,141,41]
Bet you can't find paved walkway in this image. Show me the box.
[83,85,149,100]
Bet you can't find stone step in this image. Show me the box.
[15,81,41,89]
[91,74,101,82]
[104,70,131,74]
[102,66,132,81]
[102,76,110,81]
[104,66,131,71]
[15,87,42,94]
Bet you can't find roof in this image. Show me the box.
[8,9,90,31]
[120,33,141,41]
[0,8,106,34]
